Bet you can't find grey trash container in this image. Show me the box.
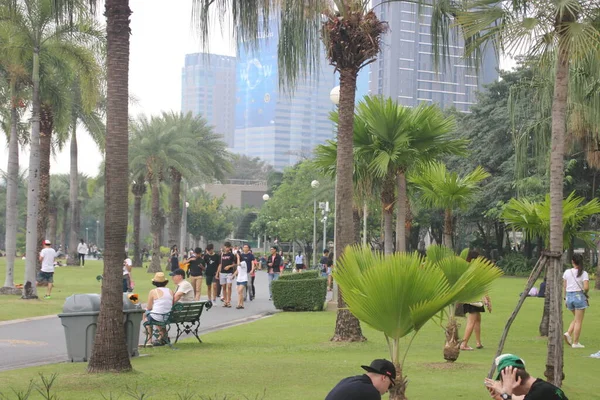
[58,293,144,362]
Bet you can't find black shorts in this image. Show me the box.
[296,264,304,270]
[37,271,54,283]
[205,274,215,286]
[463,304,485,314]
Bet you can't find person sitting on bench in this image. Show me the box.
[144,272,174,346]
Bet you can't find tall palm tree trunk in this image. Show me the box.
[67,124,80,265]
[331,68,365,342]
[37,104,53,273]
[396,171,407,252]
[443,209,453,249]
[362,201,368,247]
[87,0,133,373]
[48,208,58,246]
[544,18,572,385]
[23,47,42,299]
[168,170,181,249]
[132,179,146,268]
[148,179,162,273]
[3,101,18,288]
[60,200,69,249]
[381,179,395,255]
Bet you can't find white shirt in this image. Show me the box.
[295,255,303,264]
[77,243,88,254]
[40,248,57,273]
[563,268,589,292]
[175,280,195,302]
[236,262,248,282]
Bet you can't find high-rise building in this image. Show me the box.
[234,23,336,171]
[370,1,498,112]
[181,53,237,146]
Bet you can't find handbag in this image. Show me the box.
[571,269,590,306]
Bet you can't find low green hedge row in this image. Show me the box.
[272,276,327,311]
[278,270,320,281]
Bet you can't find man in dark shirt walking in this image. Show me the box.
[325,359,395,400]
[186,247,205,301]
[203,244,220,302]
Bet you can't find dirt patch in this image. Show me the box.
[420,362,478,370]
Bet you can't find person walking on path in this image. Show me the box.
[563,253,589,349]
[232,258,254,309]
[267,246,282,300]
[186,247,206,301]
[461,250,492,351]
[295,251,304,272]
[169,245,180,272]
[484,354,568,399]
[38,240,57,299]
[203,243,220,302]
[325,359,395,400]
[77,239,88,266]
[240,244,256,301]
[217,241,239,308]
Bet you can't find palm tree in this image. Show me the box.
[131,174,146,268]
[47,175,69,246]
[451,0,600,384]
[410,162,490,249]
[335,245,502,400]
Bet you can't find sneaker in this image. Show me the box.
[44,295,51,299]
[572,343,585,349]
[564,332,572,346]
[590,351,600,358]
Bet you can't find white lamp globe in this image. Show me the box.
[262,194,270,201]
[329,86,340,105]
[311,180,320,189]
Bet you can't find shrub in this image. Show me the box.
[278,270,320,281]
[496,253,536,277]
[272,276,327,311]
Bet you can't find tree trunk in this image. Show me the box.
[362,201,368,247]
[396,171,407,253]
[3,100,18,288]
[60,201,69,250]
[405,195,412,252]
[168,170,181,249]
[68,124,80,265]
[443,209,453,249]
[23,47,42,299]
[443,316,461,362]
[331,68,365,342]
[148,179,162,273]
[352,206,361,244]
[87,0,133,373]
[37,104,53,274]
[133,193,142,267]
[544,15,573,386]
[48,209,58,247]
[381,178,395,255]
[596,238,600,290]
[389,340,408,400]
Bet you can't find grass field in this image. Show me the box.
[0,260,598,399]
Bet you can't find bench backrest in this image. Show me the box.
[170,301,206,323]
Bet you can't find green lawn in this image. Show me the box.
[0,258,157,321]
[0,273,598,399]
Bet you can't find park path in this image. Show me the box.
[0,271,284,371]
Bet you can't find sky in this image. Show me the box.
[0,2,514,178]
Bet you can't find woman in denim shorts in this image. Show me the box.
[563,254,589,349]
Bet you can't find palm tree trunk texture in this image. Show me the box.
[396,172,407,253]
[48,210,58,247]
[443,209,453,249]
[23,49,42,299]
[60,201,69,249]
[3,103,19,288]
[362,201,368,247]
[87,0,133,373]
[133,192,143,267]
[443,316,460,362]
[168,170,181,249]
[67,125,80,265]
[544,14,573,386]
[331,68,365,342]
[381,180,395,255]
[405,195,412,252]
[390,340,408,400]
[37,104,53,273]
[148,180,162,273]
[352,206,361,244]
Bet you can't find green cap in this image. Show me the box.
[495,354,526,379]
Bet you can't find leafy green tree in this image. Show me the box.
[187,194,232,244]
[225,154,274,182]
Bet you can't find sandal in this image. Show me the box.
[476,344,484,349]
[460,346,474,351]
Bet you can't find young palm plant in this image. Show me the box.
[335,245,502,400]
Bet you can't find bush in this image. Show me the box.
[279,270,320,281]
[496,253,536,277]
[272,276,327,311]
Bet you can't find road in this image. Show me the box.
[0,271,280,371]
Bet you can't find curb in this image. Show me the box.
[0,314,57,327]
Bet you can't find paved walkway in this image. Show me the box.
[0,271,281,371]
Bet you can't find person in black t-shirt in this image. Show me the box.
[484,354,568,400]
[319,249,330,277]
[203,243,220,302]
[240,244,256,301]
[186,247,205,301]
[217,241,239,308]
[325,359,395,400]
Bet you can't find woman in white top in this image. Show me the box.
[145,272,174,346]
[563,254,589,348]
[232,261,253,309]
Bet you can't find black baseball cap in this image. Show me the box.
[361,359,396,385]
[169,269,185,277]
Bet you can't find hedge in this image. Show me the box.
[272,276,327,311]
[278,270,320,281]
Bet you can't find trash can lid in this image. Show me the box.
[62,293,101,313]
[123,293,142,311]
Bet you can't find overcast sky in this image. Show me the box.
[1,1,514,178]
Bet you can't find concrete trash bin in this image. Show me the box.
[122,293,144,357]
[58,293,101,362]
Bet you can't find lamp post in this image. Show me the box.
[263,194,270,254]
[311,180,320,267]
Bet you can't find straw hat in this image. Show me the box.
[151,272,167,283]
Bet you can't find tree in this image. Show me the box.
[47,175,69,246]
[410,162,490,250]
[187,193,232,244]
[335,245,502,400]
[131,174,146,268]
[224,154,274,182]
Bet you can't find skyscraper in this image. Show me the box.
[370,1,498,112]
[181,53,237,146]
[234,23,336,171]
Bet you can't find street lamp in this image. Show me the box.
[329,86,340,105]
[311,180,320,267]
[262,194,270,254]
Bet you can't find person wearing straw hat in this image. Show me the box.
[484,354,568,400]
[325,359,396,400]
[143,272,174,346]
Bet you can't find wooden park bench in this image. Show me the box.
[143,301,211,348]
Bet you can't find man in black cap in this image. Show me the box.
[325,359,396,400]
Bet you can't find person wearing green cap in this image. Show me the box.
[484,354,568,400]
